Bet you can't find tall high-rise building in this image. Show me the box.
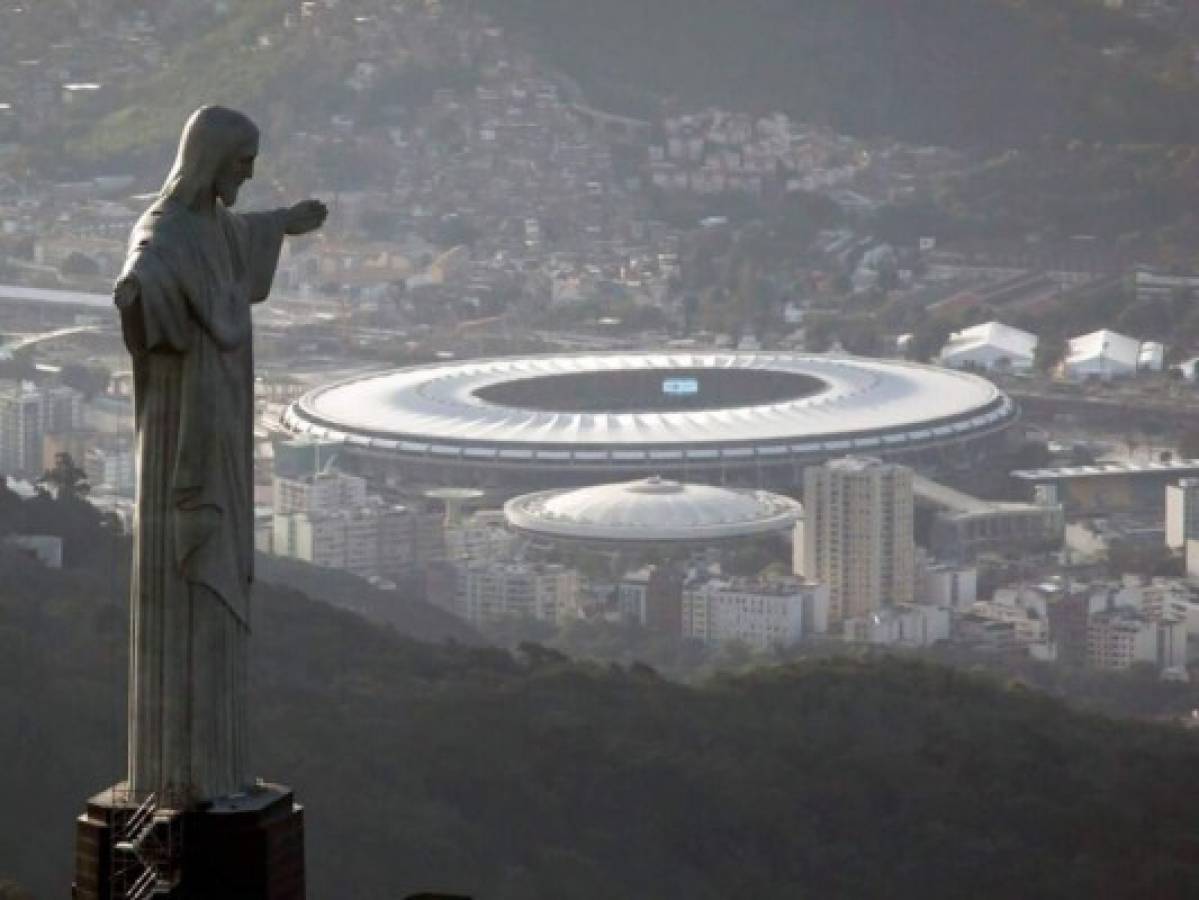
[0,381,85,477]
[0,383,45,476]
[1165,478,1199,550]
[796,457,915,623]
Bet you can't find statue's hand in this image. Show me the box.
[113,274,140,309]
[284,199,328,236]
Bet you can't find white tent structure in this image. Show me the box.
[1171,356,1199,382]
[938,322,1038,372]
[1138,341,1165,373]
[1061,329,1142,380]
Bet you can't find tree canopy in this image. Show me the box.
[3,506,1199,898]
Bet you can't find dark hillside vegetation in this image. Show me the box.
[2,510,1199,898]
[488,0,1199,148]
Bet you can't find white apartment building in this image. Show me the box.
[454,561,579,628]
[843,604,951,647]
[85,444,135,495]
[274,470,368,515]
[272,502,416,580]
[444,510,517,562]
[1166,479,1199,550]
[271,471,438,580]
[797,457,915,623]
[682,576,828,651]
[919,562,978,610]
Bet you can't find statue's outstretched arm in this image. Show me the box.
[282,198,328,236]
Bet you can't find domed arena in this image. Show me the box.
[281,351,1017,495]
[504,477,803,546]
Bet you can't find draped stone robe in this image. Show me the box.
[118,198,286,803]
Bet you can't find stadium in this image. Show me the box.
[281,351,1018,495]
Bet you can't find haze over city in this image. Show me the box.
[4,2,1199,898]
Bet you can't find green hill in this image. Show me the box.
[487,0,1199,148]
[3,509,1199,898]
[43,0,1199,175]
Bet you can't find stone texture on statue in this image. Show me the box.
[115,106,326,805]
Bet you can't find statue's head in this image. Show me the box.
[161,106,260,210]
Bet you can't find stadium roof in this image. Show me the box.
[504,477,802,543]
[287,352,1013,456]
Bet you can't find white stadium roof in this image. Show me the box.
[286,352,1014,459]
[504,477,802,543]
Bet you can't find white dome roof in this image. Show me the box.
[504,477,801,543]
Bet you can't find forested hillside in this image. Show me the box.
[3,511,1199,898]
[487,0,1199,148]
[13,0,1199,173]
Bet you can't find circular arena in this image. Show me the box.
[281,352,1017,494]
[505,477,803,546]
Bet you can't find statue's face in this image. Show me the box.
[214,138,258,208]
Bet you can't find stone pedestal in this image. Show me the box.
[73,783,305,900]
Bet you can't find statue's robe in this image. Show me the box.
[117,198,286,802]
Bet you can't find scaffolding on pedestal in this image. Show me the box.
[107,791,184,899]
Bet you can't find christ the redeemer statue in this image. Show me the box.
[114,106,326,804]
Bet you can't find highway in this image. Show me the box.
[0,282,111,310]
[0,324,107,354]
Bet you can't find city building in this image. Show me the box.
[1087,610,1187,673]
[0,381,83,476]
[1047,591,1102,667]
[453,561,580,628]
[937,321,1038,373]
[1187,539,1199,579]
[1134,267,1199,304]
[272,501,418,581]
[271,470,442,580]
[616,566,684,635]
[797,457,915,623]
[952,614,1022,656]
[274,469,369,515]
[967,600,1048,646]
[919,475,1064,562]
[444,510,518,562]
[843,604,950,647]
[682,576,828,650]
[1165,478,1199,550]
[1012,460,1199,516]
[85,443,135,496]
[918,562,978,610]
